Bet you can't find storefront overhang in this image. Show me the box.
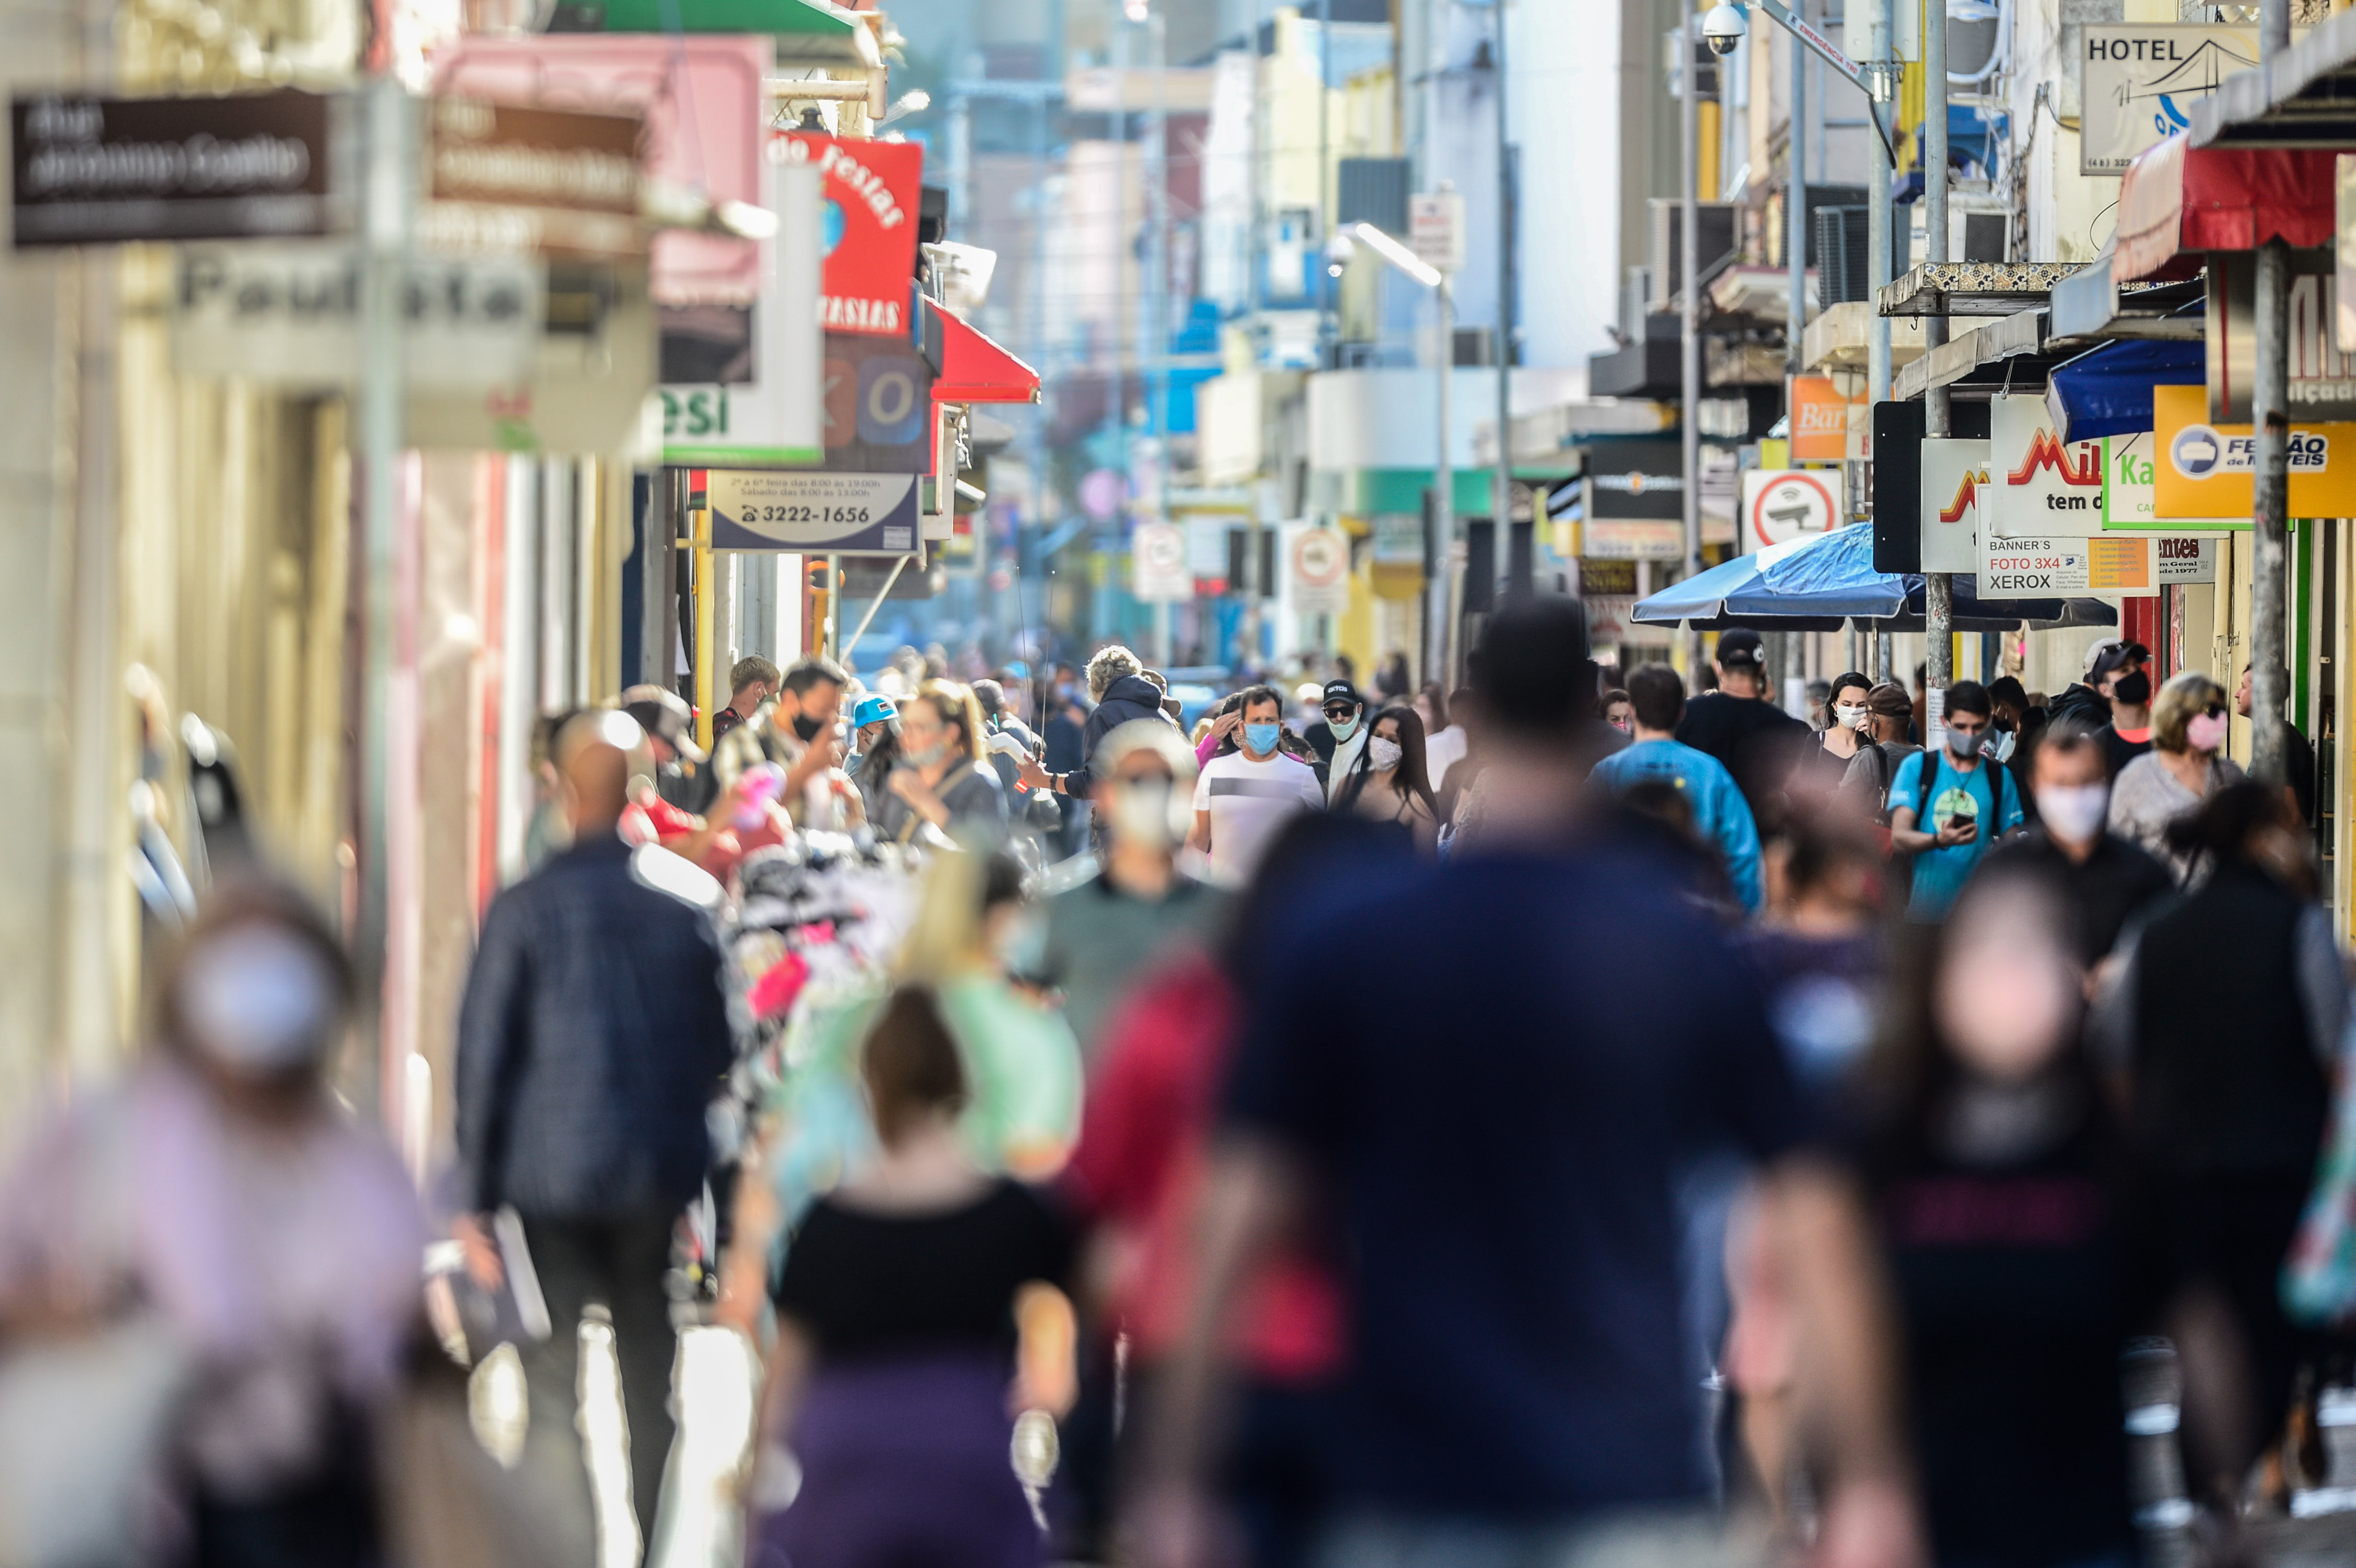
[927,304,1040,404]
[2044,337,2206,444]
[2114,131,2338,283]
[1801,301,1926,371]
[1475,398,1676,467]
[2188,6,2356,149]
[1892,306,2075,401]
[1878,261,2087,319]
[2048,244,2208,340]
[581,0,874,59]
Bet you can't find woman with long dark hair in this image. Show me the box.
[1338,705,1439,851]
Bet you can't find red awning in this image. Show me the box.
[2115,132,2339,282]
[928,302,1041,404]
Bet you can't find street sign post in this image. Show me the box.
[1131,519,1191,602]
[11,90,336,247]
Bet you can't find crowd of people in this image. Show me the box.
[9,603,2356,1568]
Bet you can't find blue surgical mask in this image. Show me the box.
[1243,721,1281,756]
[1328,713,1360,742]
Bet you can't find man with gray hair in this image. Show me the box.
[1021,643,1179,807]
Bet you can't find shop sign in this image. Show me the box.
[419,96,643,263]
[404,262,657,454]
[1986,393,2106,538]
[10,89,334,247]
[1980,534,2156,598]
[2100,430,2241,529]
[820,331,935,473]
[1917,439,1988,573]
[2157,534,2220,583]
[2207,255,2356,424]
[2080,25,2258,176]
[434,36,766,302]
[2153,383,2356,519]
[773,130,924,338]
[1740,469,1842,551]
[171,240,541,387]
[1131,520,1191,602]
[1582,520,1685,560]
[2340,154,2356,354]
[1371,513,1426,564]
[1409,190,1464,274]
[1788,376,1856,462]
[1586,440,1684,520]
[660,159,823,467]
[1284,524,1351,617]
[704,468,917,555]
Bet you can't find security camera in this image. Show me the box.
[1702,1,1746,55]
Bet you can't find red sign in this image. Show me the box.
[773,131,923,337]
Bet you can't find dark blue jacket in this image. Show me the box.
[1083,673,1175,759]
[455,834,735,1219]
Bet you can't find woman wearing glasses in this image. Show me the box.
[2107,670,2245,884]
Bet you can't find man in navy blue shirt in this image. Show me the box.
[1132,598,1921,1568]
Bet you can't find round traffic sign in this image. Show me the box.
[1139,522,1185,576]
[1292,527,1347,586]
[1748,470,1838,548]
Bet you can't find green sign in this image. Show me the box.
[2100,431,2242,532]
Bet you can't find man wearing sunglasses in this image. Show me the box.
[1304,677,1374,804]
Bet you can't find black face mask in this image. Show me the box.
[791,712,826,743]
[2112,671,2151,707]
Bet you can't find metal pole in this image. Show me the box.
[1433,273,1455,684]
[840,552,912,660]
[1922,0,1953,714]
[1866,0,1892,407]
[1680,8,1703,688]
[1494,0,1515,600]
[2252,0,2292,784]
[1787,1,1807,386]
[1319,0,1333,369]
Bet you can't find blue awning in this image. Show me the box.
[2043,335,2205,444]
[1630,524,2118,631]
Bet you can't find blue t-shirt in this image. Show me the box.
[1222,848,1807,1515]
[1892,747,2023,919]
[1588,738,1765,912]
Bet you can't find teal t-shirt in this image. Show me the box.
[1892,747,2022,920]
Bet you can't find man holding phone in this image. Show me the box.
[1888,679,2022,921]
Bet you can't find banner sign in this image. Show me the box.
[2157,534,2220,583]
[774,131,924,337]
[1918,439,1988,573]
[2080,25,2258,175]
[705,468,918,555]
[1980,534,2157,598]
[2154,383,2356,519]
[2099,430,2237,529]
[11,90,334,247]
[1741,469,1842,551]
[1988,393,2107,538]
[660,159,823,468]
[2208,254,2356,424]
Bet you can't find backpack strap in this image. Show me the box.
[1915,748,1939,826]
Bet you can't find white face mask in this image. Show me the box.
[1835,703,1868,731]
[2035,782,2109,846]
[1367,737,1404,772]
[177,925,338,1075]
[1108,777,1187,851]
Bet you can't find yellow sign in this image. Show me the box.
[2153,383,2356,520]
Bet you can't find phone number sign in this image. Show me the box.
[704,469,918,555]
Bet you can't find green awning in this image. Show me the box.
[583,0,870,58]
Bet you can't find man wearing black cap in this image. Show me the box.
[620,684,717,814]
[2091,641,2153,780]
[1304,678,1373,804]
[1672,628,1810,832]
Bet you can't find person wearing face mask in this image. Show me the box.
[1811,671,1875,787]
[1590,665,1764,913]
[1031,721,1229,1061]
[0,879,428,1567]
[1337,704,1441,852]
[1843,871,2164,1568]
[1977,726,2174,968]
[714,654,865,830]
[2107,671,2244,884]
[2096,648,2155,780]
[1187,685,1327,883]
[1598,687,1634,736]
[868,680,1009,846]
[455,710,738,1548]
[1888,680,2023,921]
[1304,679,1372,802]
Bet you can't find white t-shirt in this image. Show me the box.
[1425,725,1469,789]
[1193,749,1326,881]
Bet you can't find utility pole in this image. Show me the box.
[1493,0,1514,608]
[1869,0,1894,684]
[1922,0,1952,717]
[2251,0,2292,784]
[1786,2,1807,708]
[1148,6,1172,664]
[1680,5,1703,688]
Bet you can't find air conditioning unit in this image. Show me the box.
[1814,207,1872,305]
[1647,198,1739,312]
[1907,192,2013,268]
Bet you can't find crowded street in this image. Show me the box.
[15,1,2356,1566]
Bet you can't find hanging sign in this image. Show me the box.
[1787,375,1857,462]
[704,468,918,555]
[660,158,824,467]
[1131,520,1192,602]
[1285,524,1351,617]
[1918,438,1988,573]
[2208,255,2356,424]
[1988,393,2107,538]
[2153,383,2356,519]
[1741,469,1842,551]
[419,96,643,262]
[10,89,335,247]
[1980,534,2157,598]
[2157,534,2220,583]
[773,130,924,337]
[2080,25,2259,176]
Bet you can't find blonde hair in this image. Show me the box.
[1085,644,1142,700]
[2152,669,2227,754]
[910,679,986,765]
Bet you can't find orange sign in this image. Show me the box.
[1789,375,1857,462]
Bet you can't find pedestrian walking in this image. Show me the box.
[747,986,1075,1568]
[1807,671,1875,793]
[1673,627,1811,835]
[2107,671,2243,883]
[2237,662,2317,824]
[2094,645,2154,780]
[453,710,736,1550]
[712,655,781,746]
[1848,870,2163,1568]
[867,680,1008,846]
[1031,720,1228,1060]
[0,877,426,1568]
[1416,684,1469,787]
[1304,680,1372,802]
[1590,664,1764,913]
[1186,686,1325,884]
[622,684,718,816]
[2092,782,2344,1498]
[1130,597,1921,1568]
[1738,804,1885,1093]
[1598,687,1633,735]
[1888,681,2021,921]
[1976,725,2173,968]
[844,694,898,794]
[1018,645,1178,812]
[1336,705,1440,852]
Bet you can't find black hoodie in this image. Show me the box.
[1081,673,1177,761]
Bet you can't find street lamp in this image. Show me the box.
[1333,221,1455,684]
